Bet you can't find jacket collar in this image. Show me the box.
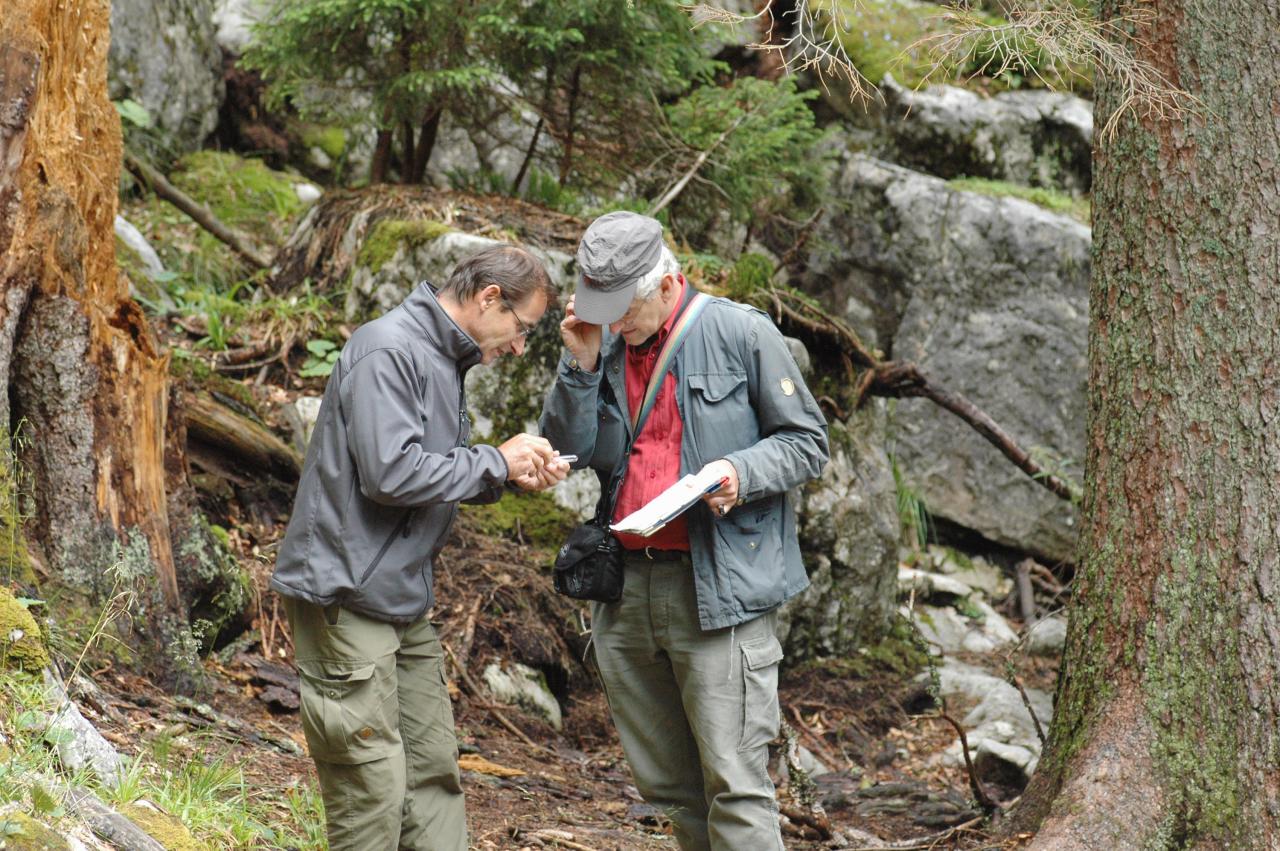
[400,281,483,371]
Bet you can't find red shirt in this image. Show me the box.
[611,279,690,551]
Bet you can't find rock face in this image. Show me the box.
[872,76,1093,195]
[781,404,900,659]
[109,0,224,152]
[482,661,563,731]
[800,153,1089,563]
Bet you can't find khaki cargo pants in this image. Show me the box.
[284,597,466,851]
[592,555,786,851]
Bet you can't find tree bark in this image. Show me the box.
[1,1,179,633]
[558,64,582,186]
[409,106,442,184]
[370,128,393,184]
[1017,2,1280,846]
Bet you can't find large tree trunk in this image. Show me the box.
[1018,1,1280,846]
[1,2,178,632]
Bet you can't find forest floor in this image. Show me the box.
[79,506,1055,850]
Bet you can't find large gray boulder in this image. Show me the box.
[109,0,224,152]
[871,76,1093,195]
[780,404,900,659]
[800,153,1089,563]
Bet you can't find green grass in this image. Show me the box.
[948,176,1091,224]
[0,621,326,849]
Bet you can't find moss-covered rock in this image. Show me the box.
[948,176,1091,224]
[0,586,49,672]
[123,803,211,851]
[356,219,452,275]
[0,811,72,850]
[297,123,347,161]
[170,151,306,237]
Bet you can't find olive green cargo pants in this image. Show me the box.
[284,597,466,851]
[591,556,786,851]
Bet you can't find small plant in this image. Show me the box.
[299,339,340,378]
[890,453,932,550]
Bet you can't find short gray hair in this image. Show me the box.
[439,244,556,305]
[633,245,680,301]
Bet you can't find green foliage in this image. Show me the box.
[1,420,35,586]
[656,76,831,244]
[299,339,340,377]
[890,453,931,551]
[122,151,306,300]
[721,252,776,301]
[297,123,347,160]
[948,176,1092,224]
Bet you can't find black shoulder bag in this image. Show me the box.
[552,293,711,604]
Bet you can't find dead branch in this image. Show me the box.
[647,112,748,217]
[933,713,998,814]
[442,642,556,756]
[1007,671,1047,747]
[123,150,272,269]
[184,392,303,482]
[860,361,1077,502]
[60,786,168,851]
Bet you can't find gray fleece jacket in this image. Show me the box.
[270,283,507,622]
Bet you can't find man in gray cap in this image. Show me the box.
[541,212,830,850]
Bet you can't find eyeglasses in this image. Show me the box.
[500,294,534,337]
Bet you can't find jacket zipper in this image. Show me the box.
[357,511,412,588]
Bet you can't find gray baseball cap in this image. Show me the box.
[573,211,665,324]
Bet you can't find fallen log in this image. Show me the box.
[184,391,302,482]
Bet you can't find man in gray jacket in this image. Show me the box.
[272,244,568,850]
[540,212,829,850]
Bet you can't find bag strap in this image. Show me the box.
[629,292,712,434]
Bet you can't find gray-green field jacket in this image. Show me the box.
[271,283,506,623]
[539,294,829,630]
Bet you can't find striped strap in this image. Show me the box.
[630,292,712,434]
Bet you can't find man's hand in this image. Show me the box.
[699,459,740,517]
[560,295,602,373]
[498,433,556,481]
[511,456,572,491]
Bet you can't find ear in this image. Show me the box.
[660,273,679,299]
[478,283,502,310]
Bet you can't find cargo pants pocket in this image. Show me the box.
[297,657,399,764]
[738,636,784,752]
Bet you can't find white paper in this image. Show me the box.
[609,468,726,537]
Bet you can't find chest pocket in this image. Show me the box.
[686,371,755,457]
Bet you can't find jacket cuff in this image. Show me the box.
[558,349,603,386]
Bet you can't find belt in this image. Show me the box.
[625,547,689,563]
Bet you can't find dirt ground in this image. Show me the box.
[78,508,1053,851]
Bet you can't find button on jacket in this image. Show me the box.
[272,283,508,623]
[540,296,830,630]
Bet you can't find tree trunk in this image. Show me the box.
[409,106,442,185]
[370,129,393,184]
[1,1,181,655]
[558,64,582,186]
[1018,2,1280,846]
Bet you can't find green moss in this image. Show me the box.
[123,803,212,851]
[462,492,578,553]
[356,219,452,274]
[790,614,929,679]
[297,124,347,160]
[0,586,50,673]
[0,812,72,850]
[171,151,305,234]
[178,517,251,650]
[948,176,1092,224]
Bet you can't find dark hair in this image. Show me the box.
[438,244,556,306]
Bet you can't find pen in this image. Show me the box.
[556,454,578,464]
